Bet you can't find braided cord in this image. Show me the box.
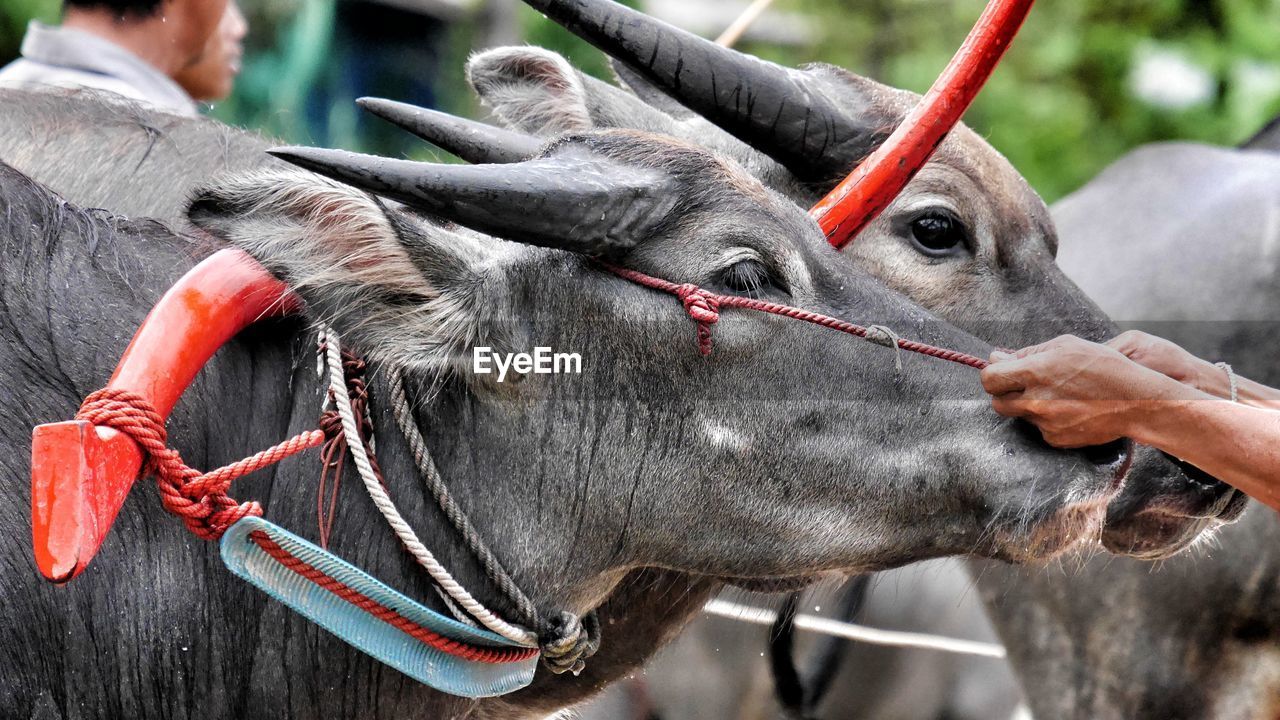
[248,530,539,664]
[600,262,989,370]
[75,389,325,540]
[384,363,600,674]
[321,327,539,647]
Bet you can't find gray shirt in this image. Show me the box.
[0,21,197,117]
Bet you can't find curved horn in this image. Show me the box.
[357,97,541,164]
[268,146,677,254]
[520,0,864,183]
[812,0,1035,248]
[31,249,298,581]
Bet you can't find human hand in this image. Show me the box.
[980,335,1172,448]
[1106,330,1224,396]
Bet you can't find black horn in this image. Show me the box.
[267,145,677,254]
[357,97,541,164]
[521,0,866,182]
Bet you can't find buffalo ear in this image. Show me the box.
[467,46,595,134]
[468,46,683,139]
[187,169,514,377]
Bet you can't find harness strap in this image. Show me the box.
[385,363,599,673]
[247,529,539,664]
[600,263,990,370]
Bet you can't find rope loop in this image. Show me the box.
[539,610,602,675]
[864,324,903,371]
[74,388,322,540]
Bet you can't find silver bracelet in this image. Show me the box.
[1215,361,1239,403]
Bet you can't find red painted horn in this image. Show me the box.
[30,249,297,582]
[811,0,1035,248]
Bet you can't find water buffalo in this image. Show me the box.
[0,94,1127,718]
[488,39,1280,711]
[434,2,1264,715]
[454,2,1245,555]
[584,139,1280,720]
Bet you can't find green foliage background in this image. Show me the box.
[3,0,1279,200]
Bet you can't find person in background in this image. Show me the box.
[173,2,246,104]
[0,0,227,116]
[981,331,1280,511]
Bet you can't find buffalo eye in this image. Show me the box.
[721,258,780,298]
[909,212,968,256]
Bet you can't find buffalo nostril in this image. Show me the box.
[1082,438,1130,468]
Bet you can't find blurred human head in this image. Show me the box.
[64,0,163,19]
[173,1,247,102]
[63,0,229,69]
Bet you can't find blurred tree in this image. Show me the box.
[762,0,1280,199]
[0,0,57,62]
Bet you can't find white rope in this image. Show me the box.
[703,599,1007,659]
[319,326,538,646]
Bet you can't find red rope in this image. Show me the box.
[600,264,989,369]
[75,388,325,540]
[248,530,539,664]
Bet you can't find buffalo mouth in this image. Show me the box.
[1102,489,1249,560]
[988,495,1113,564]
[1101,451,1249,559]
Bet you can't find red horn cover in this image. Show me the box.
[811,0,1035,248]
[31,249,298,582]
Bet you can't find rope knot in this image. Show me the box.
[73,387,327,541]
[539,610,601,676]
[675,284,720,356]
[864,324,903,371]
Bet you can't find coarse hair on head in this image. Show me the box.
[64,0,164,20]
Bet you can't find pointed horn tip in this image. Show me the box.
[355,96,401,113]
[265,146,351,175]
[265,146,307,162]
[356,97,436,127]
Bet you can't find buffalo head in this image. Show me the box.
[189,130,1130,590]
[443,0,1243,557]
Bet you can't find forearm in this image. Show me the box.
[1191,361,1280,410]
[1125,386,1280,512]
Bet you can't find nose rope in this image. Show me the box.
[674,284,721,355]
[600,263,989,370]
